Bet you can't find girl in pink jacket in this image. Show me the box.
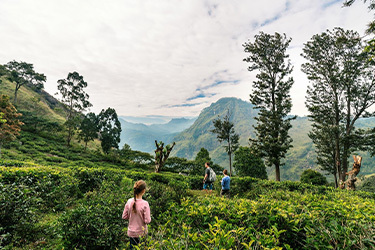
[122,180,151,249]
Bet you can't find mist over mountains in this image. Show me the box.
[120,97,375,181]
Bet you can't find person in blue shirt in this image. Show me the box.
[220,169,230,198]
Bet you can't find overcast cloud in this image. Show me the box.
[0,0,372,118]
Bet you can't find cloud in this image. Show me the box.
[0,0,372,117]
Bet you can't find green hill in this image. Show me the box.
[0,75,67,124]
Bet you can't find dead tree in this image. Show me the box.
[154,140,176,173]
[343,155,362,190]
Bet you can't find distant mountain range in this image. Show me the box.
[120,97,375,181]
[119,117,196,153]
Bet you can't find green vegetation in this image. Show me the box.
[300,169,328,186]
[57,71,92,146]
[0,95,23,157]
[98,107,122,154]
[234,146,267,179]
[211,111,239,176]
[5,61,46,104]
[244,32,296,181]
[302,27,375,187]
[1,164,375,249]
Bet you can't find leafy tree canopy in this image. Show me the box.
[211,111,239,176]
[243,31,296,181]
[98,107,121,154]
[5,61,46,103]
[78,112,99,150]
[233,146,267,179]
[57,71,92,146]
[300,169,328,186]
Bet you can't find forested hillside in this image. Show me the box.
[170,97,375,181]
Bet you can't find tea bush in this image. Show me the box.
[58,177,133,250]
[142,190,375,249]
[1,164,375,249]
[0,182,40,247]
[0,166,79,211]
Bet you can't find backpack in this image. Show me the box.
[208,168,216,182]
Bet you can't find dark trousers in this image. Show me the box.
[221,189,230,198]
[130,237,140,249]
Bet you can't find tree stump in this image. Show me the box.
[154,140,175,173]
[344,155,362,191]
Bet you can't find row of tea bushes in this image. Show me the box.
[0,165,196,248]
[2,164,375,249]
[143,191,375,249]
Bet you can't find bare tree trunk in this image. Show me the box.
[344,155,362,190]
[334,171,338,188]
[275,163,280,181]
[229,152,232,177]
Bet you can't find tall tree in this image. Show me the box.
[5,61,46,103]
[57,72,92,146]
[0,95,23,157]
[243,32,296,181]
[154,140,176,173]
[97,107,121,154]
[210,111,239,176]
[78,112,99,150]
[233,146,267,179]
[301,28,375,185]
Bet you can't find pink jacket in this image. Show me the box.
[122,198,151,238]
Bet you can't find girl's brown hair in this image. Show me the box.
[133,180,147,213]
[223,169,228,175]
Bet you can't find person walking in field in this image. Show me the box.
[220,169,230,198]
[122,180,151,249]
[203,162,214,194]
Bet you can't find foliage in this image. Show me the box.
[57,71,92,146]
[358,175,375,193]
[0,112,5,124]
[1,164,375,249]
[193,147,212,175]
[300,169,328,186]
[301,27,375,185]
[0,182,40,247]
[0,95,23,157]
[20,110,63,134]
[98,107,121,154]
[243,32,296,181]
[211,111,239,176]
[5,60,46,103]
[78,112,99,150]
[59,178,132,250]
[233,146,267,179]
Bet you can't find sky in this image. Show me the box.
[0,0,373,119]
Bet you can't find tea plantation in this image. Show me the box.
[1,161,375,249]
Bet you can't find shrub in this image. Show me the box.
[300,169,328,186]
[358,175,375,193]
[0,182,40,247]
[58,177,132,250]
[0,166,79,211]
